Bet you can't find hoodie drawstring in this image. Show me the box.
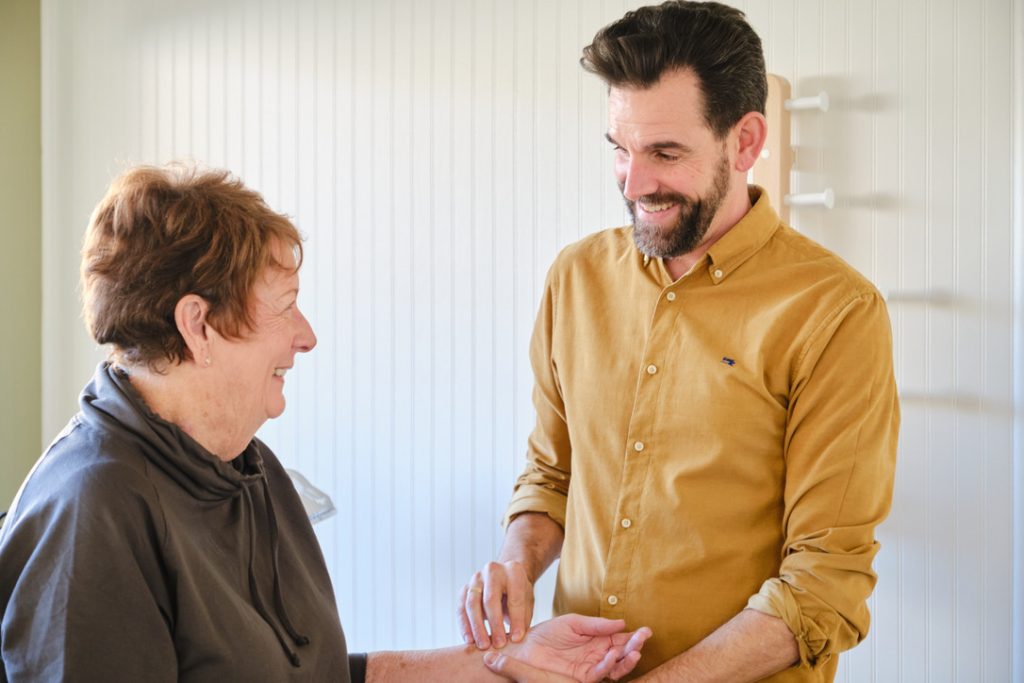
[259,477,311,648]
[243,482,308,667]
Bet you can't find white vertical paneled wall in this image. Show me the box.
[40,0,1019,678]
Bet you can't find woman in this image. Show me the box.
[0,165,649,682]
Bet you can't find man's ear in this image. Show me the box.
[175,294,212,365]
[732,111,768,173]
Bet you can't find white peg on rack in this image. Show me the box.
[784,188,834,209]
[784,91,830,112]
[883,289,953,305]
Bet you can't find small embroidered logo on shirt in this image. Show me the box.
[721,356,736,367]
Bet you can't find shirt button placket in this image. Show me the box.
[604,285,671,620]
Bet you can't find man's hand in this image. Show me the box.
[489,614,652,683]
[458,513,564,649]
[458,561,535,649]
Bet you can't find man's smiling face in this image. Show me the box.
[607,68,734,260]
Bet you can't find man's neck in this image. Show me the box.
[663,183,753,281]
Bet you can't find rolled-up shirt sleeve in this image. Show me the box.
[504,266,571,530]
[747,292,899,669]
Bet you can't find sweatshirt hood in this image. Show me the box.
[79,362,263,501]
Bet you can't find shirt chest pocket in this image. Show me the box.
[645,327,790,475]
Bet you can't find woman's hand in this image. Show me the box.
[488,614,652,682]
[483,651,577,682]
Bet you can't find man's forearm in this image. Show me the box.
[635,609,799,683]
[498,512,565,583]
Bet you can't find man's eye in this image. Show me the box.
[655,152,677,162]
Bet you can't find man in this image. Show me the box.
[458,2,899,681]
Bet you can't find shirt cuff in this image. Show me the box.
[503,486,567,530]
[746,578,832,670]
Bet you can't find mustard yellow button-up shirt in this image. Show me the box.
[505,189,899,681]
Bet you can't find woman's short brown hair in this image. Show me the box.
[81,164,303,367]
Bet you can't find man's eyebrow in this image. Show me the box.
[604,133,694,154]
[647,141,693,153]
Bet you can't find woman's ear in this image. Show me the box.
[732,111,768,173]
[175,294,212,365]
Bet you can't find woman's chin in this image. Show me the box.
[265,398,287,421]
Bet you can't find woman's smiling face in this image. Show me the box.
[211,240,317,437]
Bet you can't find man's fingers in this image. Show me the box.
[503,564,533,643]
[482,563,508,648]
[462,562,537,650]
[465,574,492,649]
[456,585,474,644]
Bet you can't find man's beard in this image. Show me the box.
[625,152,732,259]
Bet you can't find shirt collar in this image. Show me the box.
[703,186,781,283]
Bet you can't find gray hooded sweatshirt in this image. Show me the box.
[0,363,350,681]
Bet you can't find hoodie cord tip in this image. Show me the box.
[288,652,302,667]
[294,635,310,646]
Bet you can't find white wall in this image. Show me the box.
[1015,0,1024,677]
[41,0,1019,679]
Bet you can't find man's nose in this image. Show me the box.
[620,157,658,201]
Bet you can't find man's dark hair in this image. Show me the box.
[581,1,766,138]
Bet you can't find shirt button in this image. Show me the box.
[621,518,632,529]
[713,268,723,278]
[666,292,677,301]
[607,595,619,606]
[633,441,645,452]
[646,364,657,375]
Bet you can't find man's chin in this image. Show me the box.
[633,225,685,259]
